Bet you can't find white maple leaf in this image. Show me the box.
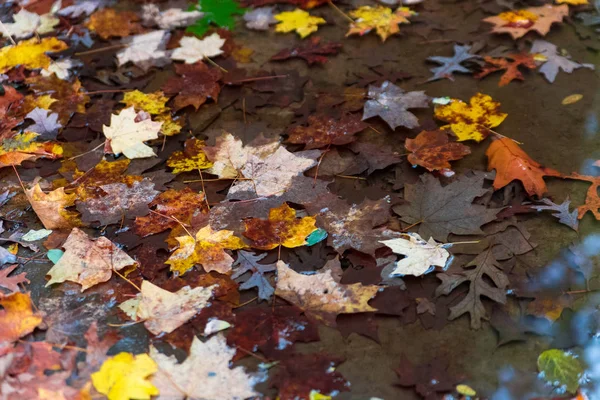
[102,107,162,159]
[244,7,277,30]
[58,0,108,18]
[41,58,83,80]
[150,335,259,400]
[379,232,451,277]
[171,33,225,64]
[142,4,203,29]
[117,30,172,72]
[2,10,38,39]
[25,108,62,139]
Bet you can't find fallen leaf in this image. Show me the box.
[393,171,499,241]
[486,137,561,197]
[427,44,480,82]
[141,4,203,29]
[537,349,583,394]
[86,8,144,39]
[150,334,258,399]
[562,94,583,105]
[1,9,49,39]
[26,184,79,230]
[103,107,162,159]
[166,225,246,275]
[483,5,569,39]
[0,132,63,168]
[275,9,326,38]
[244,6,277,30]
[231,250,277,301]
[476,53,537,87]
[243,203,318,250]
[287,113,367,149]
[379,233,451,277]
[171,33,226,64]
[91,352,158,400]
[45,228,136,291]
[436,246,509,329]
[25,75,90,125]
[531,40,594,83]
[275,260,378,326]
[116,30,172,72]
[0,292,43,348]
[41,58,83,81]
[25,107,62,140]
[405,130,471,171]
[362,80,429,130]
[0,265,29,295]
[568,173,600,220]
[0,37,68,73]
[434,92,507,142]
[271,36,342,65]
[533,198,579,231]
[162,63,222,111]
[166,138,213,173]
[347,5,415,42]
[119,280,215,335]
[186,0,246,36]
[396,355,462,399]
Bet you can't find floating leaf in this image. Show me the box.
[537,349,583,394]
[275,9,326,38]
[347,6,415,42]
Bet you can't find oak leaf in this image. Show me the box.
[434,93,507,142]
[59,1,106,18]
[116,30,171,72]
[166,225,247,275]
[362,81,429,130]
[476,53,537,87]
[45,228,136,291]
[0,265,29,295]
[275,260,378,326]
[530,40,594,83]
[171,33,225,64]
[532,198,579,231]
[0,292,43,348]
[275,9,326,38]
[86,8,144,39]
[162,63,222,111]
[393,171,500,241]
[427,44,480,82]
[486,137,561,197]
[166,138,213,173]
[119,280,215,335]
[347,6,415,42]
[567,173,600,220]
[287,113,367,149]
[231,250,277,301]
[405,130,471,171]
[0,37,68,73]
[243,203,318,250]
[26,183,79,230]
[271,36,342,65]
[483,5,569,39]
[91,352,158,400]
[379,233,451,277]
[103,107,162,159]
[0,132,63,168]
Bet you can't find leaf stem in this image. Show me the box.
[327,0,354,23]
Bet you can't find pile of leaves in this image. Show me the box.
[0,0,597,399]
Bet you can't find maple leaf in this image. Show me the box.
[271,36,342,65]
[427,44,480,82]
[120,90,181,136]
[59,0,110,18]
[45,228,136,291]
[204,131,279,179]
[275,9,326,38]
[119,280,215,335]
[41,58,82,81]
[476,53,537,87]
[162,63,222,111]
[379,233,451,277]
[25,184,79,230]
[436,246,509,329]
[1,9,55,39]
[270,353,349,399]
[142,4,203,29]
[483,5,569,39]
[395,355,462,399]
[166,225,247,275]
[244,6,277,30]
[25,75,90,125]
[275,260,378,326]
[103,107,161,159]
[405,130,471,171]
[347,6,415,42]
[171,33,226,64]
[243,203,318,250]
[287,113,367,149]
[167,138,213,173]
[530,40,594,83]
[0,292,43,349]
[91,352,159,400]
[76,178,159,225]
[0,37,68,73]
[567,173,600,220]
[393,171,500,241]
[486,137,561,197]
[362,81,429,130]
[116,30,172,73]
[25,107,62,140]
[0,264,29,295]
[231,250,277,301]
[532,198,579,231]
[0,132,63,168]
[86,8,144,39]
[187,0,246,36]
[434,92,507,142]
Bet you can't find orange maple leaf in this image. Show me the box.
[483,5,569,39]
[86,8,144,39]
[0,292,43,347]
[475,53,537,87]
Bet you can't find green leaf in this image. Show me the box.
[537,349,583,394]
[187,0,246,36]
[306,228,327,246]
[47,249,64,264]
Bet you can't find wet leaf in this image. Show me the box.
[0,292,43,348]
[162,63,222,111]
[271,36,342,65]
[25,107,62,140]
[142,4,203,29]
[86,8,144,39]
[116,30,172,72]
[379,232,451,277]
[287,113,367,149]
[347,6,415,42]
[537,349,583,394]
[0,37,67,74]
[533,198,579,231]
[231,250,277,301]
[396,355,461,399]
[562,94,583,105]
[26,75,90,125]
[0,265,29,295]
[0,132,63,168]
[103,107,162,159]
[171,33,226,64]
[187,0,246,36]
[26,184,79,230]
[362,81,429,130]
[275,9,326,38]
[91,352,158,400]
[531,40,594,83]
[244,7,277,30]
[483,5,569,39]
[166,138,213,173]
[427,44,480,82]
[405,129,471,171]
[568,174,600,220]
[476,53,537,87]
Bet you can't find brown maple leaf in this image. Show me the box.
[26,184,80,230]
[483,5,569,40]
[475,53,537,87]
[162,63,222,111]
[86,8,144,40]
[287,113,367,149]
[405,130,471,171]
[271,36,342,66]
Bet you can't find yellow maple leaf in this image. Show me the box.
[0,132,63,168]
[275,9,326,38]
[0,37,68,73]
[434,93,508,142]
[166,138,213,173]
[166,225,247,275]
[556,0,588,5]
[347,6,415,42]
[121,90,169,115]
[91,352,158,400]
[22,94,57,114]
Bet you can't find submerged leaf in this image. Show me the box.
[362,81,429,130]
[537,349,583,394]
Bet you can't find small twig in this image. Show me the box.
[0,20,16,46]
[448,240,481,246]
[183,177,253,183]
[84,89,127,95]
[401,220,423,232]
[107,320,145,327]
[11,165,27,194]
[369,125,384,135]
[313,146,331,186]
[227,74,288,84]
[327,0,354,23]
[149,210,194,238]
[335,174,366,180]
[75,44,128,56]
[204,56,228,73]
[233,296,258,309]
[235,346,270,363]
[69,141,106,160]
[112,268,141,292]
[198,169,211,210]
[483,126,522,145]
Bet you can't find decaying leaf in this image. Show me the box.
[537,349,583,394]
[119,280,215,335]
[347,5,415,42]
[379,232,451,277]
[166,138,213,173]
[476,53,537,87]
[103,107,162,159]
[150,335,259,399]
[91,352,158,400]
[45,228,136,291]
[530,40,594,83]
[26,184,79,230]
[0,265,29,295]
[162,63,222,111]
[483,5,569,39]
[171,33,226,64]
[362,81,429,130]
[427,44,480,82]
[275,260,378,326]
[287,113,367,149]
[274,9,326,38]
[562,94,583,105]
[405,130,471,171]
[568,173,600,220]
[434,93,507,142]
